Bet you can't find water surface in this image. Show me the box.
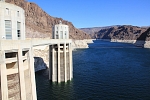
[36,40,150,100]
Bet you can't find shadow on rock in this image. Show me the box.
[135,27,150,47]
[34,57,48,72]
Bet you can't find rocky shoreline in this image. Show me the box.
[111,39,136,44]
[81,26,150,48]
[72,39,94,49]
[110,39,150,48]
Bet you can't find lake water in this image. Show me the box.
[35,40,150,100]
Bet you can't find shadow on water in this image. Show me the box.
[35,69,76,100]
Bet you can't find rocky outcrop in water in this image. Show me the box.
[5,0,91,39]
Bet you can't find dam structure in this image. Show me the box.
[49,21,73,82]
[0,1,73,100]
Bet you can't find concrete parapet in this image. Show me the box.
[0,39,72,50]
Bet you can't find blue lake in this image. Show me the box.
[35,40,150,100]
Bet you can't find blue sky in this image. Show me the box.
[28,0,150,28]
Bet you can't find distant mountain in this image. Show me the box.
[80,25,148,40]
[95,25,148,40]
[5,0,91,39]
[80,25,122,34]
[80,26,110,34]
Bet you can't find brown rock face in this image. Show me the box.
[137,27,150,41]
[90,25,147,40]
[5,0,91,39]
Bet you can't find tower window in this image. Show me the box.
[56,34,58,39]
[17,11,19,17]
[65,31,67,39]
[60,31,63,39]
[56,31,58,39]
[5,20,12,39]
[17,22,21,39]
[5,8,9,15]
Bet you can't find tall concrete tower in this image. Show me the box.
[0,1,37,100]
[49,21,73,82]
[0,0,25,40]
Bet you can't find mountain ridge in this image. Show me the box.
[80,25,150,40]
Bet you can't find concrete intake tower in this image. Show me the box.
[0,0,73,100]
[49,21,73,82]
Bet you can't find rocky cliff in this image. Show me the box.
[85,25,148,40]
[5,0,91,39]
[137,27,150,41]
